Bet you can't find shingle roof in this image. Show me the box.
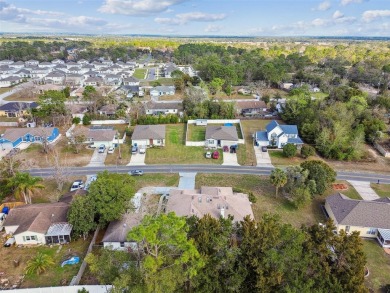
[205,125,238,141]
[255,131,268,142]
[236,100,267,110]
[3,202,70,235]
[326,193,390,229]
[102,213,143,242]
[287,137,303,144]
[132,125,166,140]
[280,124,299,135]
[1,127,56,143]
[146,102,183,110]
[0,102,38,112]
[266,120,279,133]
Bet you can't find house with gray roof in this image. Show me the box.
[145,101,183,116]
[325,193,390,248]
[150,86,175,98]
[0,102,38,117]
[131,125,166,147]
[205,125,239,148]
[255,120,303,148]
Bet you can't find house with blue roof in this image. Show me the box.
[0,127,60,149]
[254,120,303,148]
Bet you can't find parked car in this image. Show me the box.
[70,180,84,191]
[4,237,15,247]
[223,146,229,152]
[205,151,212,159]
[139,146,146,154]
[84,175,97,190]
[261,146,268,152]
[131,145,138,154]
[107,146,115,154]
[212,151,219,159]
[129,170,144,176]
[98,144,106,153]
[230,145,238,153]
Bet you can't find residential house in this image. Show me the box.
[123,76,140,86]
[66,73,84,86]
[150,86,175,98]
[0,76,23,88]
[325,193,390,248]
[104,74,122,86]
[10,61,25,69]
[14,69,31,78]
[164,63,178,78]
[0,102,38,118]
[77,59,89,65]
[177,65,197,77]
[45,71,65,85]
[131,125,166,147]
[84,77,103,86]
[0,127,60,148]
[205,125,238,148]
[236,100,268,117]
[3,202,72,245]
[145,102,183,116]
[98,104,118,117]
[66,104,88,120]
[71,125,122,148]
[120,85,140,98]
[51,59,65,65]
[39,61,54,68]
[0,59,14,66]
[254,120,303,148]
[167,186,254,222]
[25,60,39,66]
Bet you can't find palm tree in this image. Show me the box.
[7,172,44,204]
[270,168,288,197]
[25,252,54,275]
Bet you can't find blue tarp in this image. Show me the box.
[224,123,233,126]
[61,256,80,267]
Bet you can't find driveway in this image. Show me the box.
[348,181,380,200]
[178,172,196,189]
[127,151,146,166]
[87,149,107,167]
[222,151,239,166]
[253,145,273,167]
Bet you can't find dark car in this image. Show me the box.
[230,145,238,153]
[261,146,268,152]
[130,170,144,176]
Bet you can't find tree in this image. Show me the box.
[68,195,96,239]
[301,145,316,158]
[68,128,86,154]
[7,172,44,204]
[0,156,21,179]
[301,160,336,195]
[282,143,297,158]
[49,149,70,193]
[88,171,135,225]
[36,90,67,122]
[72,117,81,124]
[25,252,54,275]
[269,168,287,197]
[208,78,225,95]
[127,213,204,293]
[261,94,270,105]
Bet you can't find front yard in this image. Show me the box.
[145,124,223,164]
[370,183,390,198]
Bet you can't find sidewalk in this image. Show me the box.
[348,181,380,200]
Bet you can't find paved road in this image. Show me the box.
[0,81,35,104]
[27,164,390,183]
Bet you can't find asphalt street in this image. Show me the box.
[27,164,390,183]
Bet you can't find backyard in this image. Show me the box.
[145,124,223,164]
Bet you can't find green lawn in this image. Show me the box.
[187,124,206,141]
[0,87,11,95]
[145,124,223,164]
[132,173,180,190]
[269,150,307,166]
[363,240,390,292]
[0,116,18,122]
[322,180,362,200]
[370,183,390,198]
[133,68,147,80]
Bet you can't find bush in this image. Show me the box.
[283,143,297,158]
[82,114,91,125]
[248,192,257,203]
[72,117,81,124]
[301,145,315,158]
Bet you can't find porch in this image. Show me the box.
[377,229,390,248]
[45,223,72,245]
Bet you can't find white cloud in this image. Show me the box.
[205,24,222,33]
[99,0,189,16]
[155,12,226,25]
[362,10,390,22]
[313,1,331,11]
[341,0,368,6]
[333,10,344,19]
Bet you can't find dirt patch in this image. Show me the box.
[332,183,348,191]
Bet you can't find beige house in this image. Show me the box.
[205,126,238,148]
[70,126,124,148]
[3,202,72,245]
[131,125,166,147]
[325,193,390,248]
[167,187,254,222]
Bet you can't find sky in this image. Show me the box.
[0,0,389,36]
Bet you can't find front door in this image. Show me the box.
[149,138,153,145]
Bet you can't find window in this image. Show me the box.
[157,140,161,144]
[23,235,37,241]
[367,228,377,235]
[345,226,350,233]
[120,242,125,248]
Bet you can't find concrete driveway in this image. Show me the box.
[178,172,196,189]
[222,151,239,166]
[254,145,273,167]
[127,151,146,166]
[348,181,380,200]
[87,149,107,167]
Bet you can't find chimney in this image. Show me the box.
[220,207,225,219]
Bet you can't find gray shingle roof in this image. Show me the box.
[146,102,182,111]
[205,125,238,141]
[326,193,390,229]
[132,125,166,140]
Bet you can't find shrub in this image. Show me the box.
[72,117,81,124]
[82,114,91,125]
[301,145,315,158]
[248,192,257,203]
[25,252,54,275]
[283,143,297,158]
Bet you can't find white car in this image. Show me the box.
[98,144,106,153]
[70,180,84,192]
[205,151,212,159]
[84,175,97,190]
[139,147,146,154]
[4,237,15,247]
[107,146,115,154]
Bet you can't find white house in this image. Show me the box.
[150,86,175,98]
[25,60,39,66]
[123,76,140,86]
[0,76,23,88]
[254,120,303,148]
[70,126,125,148]
[205,125,239,148]
[45,71,65,85]
[131,125,166,147]
[145,102,182,116]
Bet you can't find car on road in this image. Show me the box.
[131,145,138,154]
[107,146,115,154]
[4,237,15,247]
[130,170,144,176]
[261,146,268,152]
[98,144,106,153]
[205,151,212,159]
[70,180,84,191]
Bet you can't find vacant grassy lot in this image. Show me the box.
[196,173,328,228]
[140,78,175,87]
[269,149,308,166]
[133,69,147,79]
[0,237,90,289]
[132,173,180,190]
[370,183,390,198]
[187,124,206,141]
[363,240,390,292]
[145,124,222,164]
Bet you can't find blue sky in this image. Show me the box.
[0,0,389,36]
